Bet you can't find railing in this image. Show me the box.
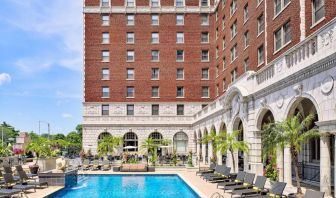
[256,64,274,85]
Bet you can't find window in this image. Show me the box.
[151,32,159,43]
[222,0,226,8]
[102,15,109,26]
[177,104,184,115]
[202,104,208,109]
[151,0,160,7]
[216,28,218,39]
[215,12,218,21]
[127,15,135,25]
[151,50,159,61]
[274,21,291,51]
[201,50,209,61]
[216,84,219,96]
[102,86,109,98]
[244,31,249,48]
[151,15,159,25]
[313,0,325,24]
[202,86,209,98]
[231,68,238,82]
[176,14,184,25]
[201,0,209,7]
[216,47,219,59]
[102,32,109,44]
[274,0,290,16]
[244,58,249,72]
[176,0,184,7]
[230,0,237,16]
[244,4,249,22]
[222,37,226,49]
[222,16,225,30]
[127,68,134,80]
[151,68,159,80]
[230,44,237,62]
[102,104,109,115]
[257,14,264,35]
[176,32,184,43]
[176,50,184,61]
[102,50,110,62]
[222,78,226,91]
[200,14,209,25]
[127,104,134,115]
[127,86,134,97]
[177,87,184,97]
[216,65,219,77]
[101,0,110,7]
[230,20,237,38]
[176,68,184,79]
[257,0,263,6]
[127,32,135,43]
[127,50,135,61]
[201,32,209,43]
[202,68,209,79]
[152,104,159,115]
[151,87,159,97]
[258,45,264,65]
[102,68,109,80]
[222,57,226,70]
[126,0,135,7]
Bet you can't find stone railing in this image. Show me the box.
[256,64,274,85]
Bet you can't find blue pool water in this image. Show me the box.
[48,174,201,198]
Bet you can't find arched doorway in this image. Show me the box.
[123,132,138,152]
[233,118,244,171]
[173,132,188,154]
[219,122,227,165]
[149,132,163,156]
[204,129,209,164]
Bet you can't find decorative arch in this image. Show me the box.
[97,132,111,141]
[285,94,321,119]
[219,122,227,133]
[173,131,188,154]
[232,117,244,171]
[123,132,138,152]
[149,131,163,143]
[256,108,275,130]
[210,125,216,135]
[223,85,249,108]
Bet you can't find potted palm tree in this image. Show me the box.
[141,138,157,170]
[202,130,218,163]
[26,137,52,174]
[98,136,123,158]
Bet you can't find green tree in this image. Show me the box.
[76,124,83,139]
[201,130,218,163]
[0,122,20,144]
[140,138,158,165]
[216,130,249,172]
[52,133,66,140]
[26,137,52,164]
[66,131,81,145]
[97,136,123,157]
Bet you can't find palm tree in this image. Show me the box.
[201,130,218,163]
[215,130,249,173]
[140,138,158,165]
[97,136,123,157]
[26,137,52,164]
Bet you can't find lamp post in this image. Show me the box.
[38,121,51,139]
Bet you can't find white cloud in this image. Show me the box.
[62,113,73,119]
[0,73,11,85]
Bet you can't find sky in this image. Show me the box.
[0,0,83,134]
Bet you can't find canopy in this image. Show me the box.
[123,146,137,149]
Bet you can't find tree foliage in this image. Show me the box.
[97,136,123,157]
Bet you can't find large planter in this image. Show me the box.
[37,158,57,172]
[29,165,39,174]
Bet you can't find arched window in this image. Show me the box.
[98,132,111,141]
[123,132,138,152]
[173,132,188,154]
[149,132,163,144]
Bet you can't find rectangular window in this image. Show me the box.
[216,84,219,96]
[102,15,109,26]
[274,21,291,51]
[257,14,264,35]
[215,12,218,21]
[244,4,249,22]
[151,15,159,25]
[176,0,184,7]
[258,45,265,65]
[127,32,135,43]
[216,28,218,40]
[102,68,109,80]
[201,68,209,79]
[176,68,184,79]
[151,87,159,97]
[127,50,135,61]
[101,0,110,7]
[127,104,134,115]
[127,15,135,25]
[201,0,209,7]
[151,32,159,43]
[230,20,237,38]
[244,58,249,72]
[102,50,110,62]
[222,37,226,49]
[126,68,134,80]
[230,44,237,62]
[102,104,109,115]
[176,50,184,61]
[127,86,134,97]
[201,32,209,43]
[152,104,159,115]
[151,0,160,7]
[223,78,226,91]
[102,86,109,98]
[176,32,184,43]
[176,14,184,25]
[274,0,291,16]
[313,0,325,24]
[126,0,135,7]
[216,65,219,77]
[202,86,209,98]
[244,31,249,48]
[230,0,237,16]
[151,68,159,80]
[177,104,184,115]
[231,68,238,82]
[151,50,159,61]
[216,47,219,59]
[200,14,209,25]
[222,57,226,70]
[176,87,184,97]
[201,50,209,61]
[222,16,225,30]
[102,32,109,44]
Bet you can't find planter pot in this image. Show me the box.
[37,158,57,172]
[29,165,39,174]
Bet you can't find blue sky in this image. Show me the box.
[0,0,83,134]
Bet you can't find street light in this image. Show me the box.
[38,121,51,139]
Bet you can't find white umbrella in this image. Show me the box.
[123,146,137,149]
[159,145,172,148]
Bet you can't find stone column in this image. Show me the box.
[202,142,206,166]
[283,147,292,186]
[276,148,284,182]
[320,134,331,196]
[197,140,201,166]
[217,150,222,165]
[209,142,213,163]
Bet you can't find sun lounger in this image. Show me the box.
[101,160,111,171]
[304,189,324,198]
[202,165,226,180]
[196,164,216,175]
[15,165,37,178]
[82,159,91,170]
[207,167,231,182]
[0,188,22,198]
[224,173,255,192]
[91,160,100,170]
[2,166,20,181]
[3,173,36,195]
[17,170,48,188]
[231,176,267,198]
[217,171,246,189]
[249,181,286,198]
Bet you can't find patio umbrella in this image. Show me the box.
[123,146,137,152]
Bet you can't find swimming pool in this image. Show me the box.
[47,174,201,198]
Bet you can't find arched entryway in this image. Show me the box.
[149,132,163,156]
[123,132,138,152]
[173,131,188,154]
[233,118,244,171]
[98,132,111,142]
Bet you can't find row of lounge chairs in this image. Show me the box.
[198,164,325,198]
[82,159,111,171]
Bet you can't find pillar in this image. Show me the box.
[276,148,284,182]
[320,134,331,196]
[217,150,222,165]
[197,140,201,165]
[202,142,206,165]
[283,147,292,186]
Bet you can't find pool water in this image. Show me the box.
[48,174,201,198]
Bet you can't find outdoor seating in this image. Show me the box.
[207,167,231,183]
[91,160,100,170]
[3,173,36,195]
[196,163,216,175]
[249,181,287,198]
[15,165,37,178]
[1,168,19,182]
[120,164,148,172]
[217,171,246,189]
[101,160,111,171]
[82,159,91,170]
[231,176,267,198]
[17,170,48,188]
[303,189,324,198]
[0,188,22,198]
[223,173,255,192]
[202,165,226,180]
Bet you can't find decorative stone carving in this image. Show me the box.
[232,95,240,117]
[293,84,303,96]
[321,29,334,47]
[276,95,284,109]
[275,59,283,73]
[260,98,267,107]
[321,76,334,94]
